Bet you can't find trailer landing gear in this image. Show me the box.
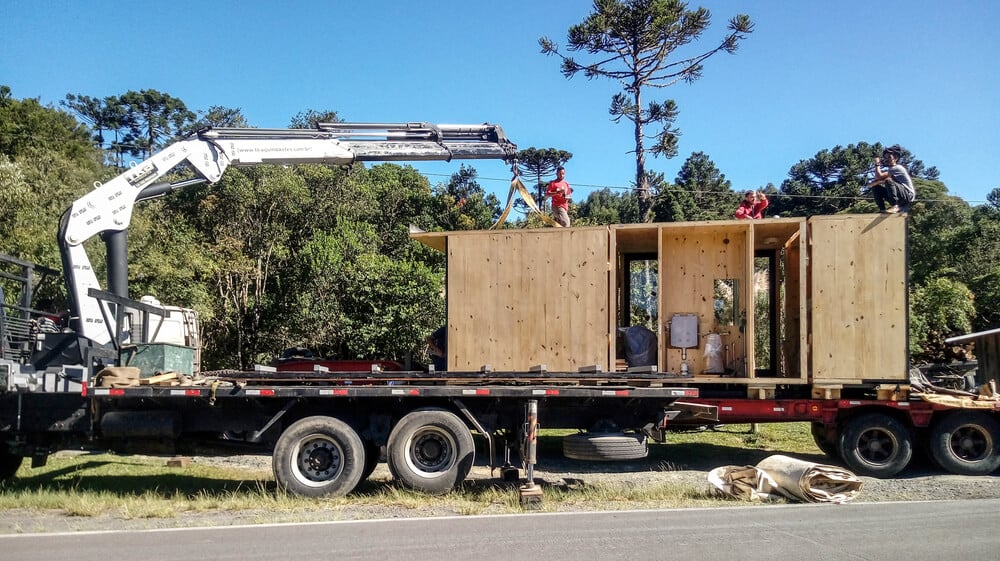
[519,399,543,508]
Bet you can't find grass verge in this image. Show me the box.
[0,423,821,521]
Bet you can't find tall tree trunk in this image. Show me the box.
[633,87,652,222]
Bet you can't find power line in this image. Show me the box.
[421,172,989,205]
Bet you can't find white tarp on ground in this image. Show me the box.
[708,454,862,503]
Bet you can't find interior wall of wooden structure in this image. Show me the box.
[808,214,908,382]
[446,228,610,372]
[659,223,749,375]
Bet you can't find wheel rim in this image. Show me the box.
[949,424,992,463]
[292,434,346,487]
[857,427,899,465]
[405,427,455,478]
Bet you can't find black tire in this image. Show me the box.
[272,416,366,498]
[810,422,841,459]
[563,432,648,461]
[386,409,474,494]
[360,439,381,481]
[0,448,23,481]
[928,411,1000,475]
[837,413,912,477]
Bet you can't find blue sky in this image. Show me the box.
[3,0,998,205]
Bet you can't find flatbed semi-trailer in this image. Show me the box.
[0,363,706,497]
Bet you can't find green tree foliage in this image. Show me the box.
[0,89,102,274]
[910,277,976,361]
[118,89,196,158]
[540,0,753,221]
[191,105,249,130]
[653,151,738,221]
[772,142,939,217]
[942,202,1000,330]
[433,165,501,231]
[291,224,444,360]
[906,180,973,285]
[516,147,573,205]
[1,88,94,158]
[575,188,641,225]
[290,109,340,129]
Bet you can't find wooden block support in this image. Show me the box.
[748,385,776,399]
[811,384,843,400]
[578,364,603,374]
[877,384,909,401]
[529,364,548,373]
[166,456,190,468]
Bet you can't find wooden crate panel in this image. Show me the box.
[447,228,610,371]
[809,214,908,381]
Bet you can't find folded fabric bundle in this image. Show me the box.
[708,454,862,503]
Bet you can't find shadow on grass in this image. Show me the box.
[3,460,274,498]
[521,433,829,475]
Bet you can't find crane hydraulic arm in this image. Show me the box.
[61,122,516,344]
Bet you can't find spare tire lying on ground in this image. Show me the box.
[563,432,648,461]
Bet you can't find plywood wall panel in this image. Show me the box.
[809,215,908,381]
[447,228,609,371]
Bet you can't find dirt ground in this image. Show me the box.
[3,446,999,534]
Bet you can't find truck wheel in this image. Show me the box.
[563,432,648,461]
[837,413,912,477]
[928,411,1000,475]
[272,416,365,498]
[387,409,474,494]
[810,422,840,459]
[0,448,23,480]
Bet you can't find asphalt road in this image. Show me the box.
[3,500,998,561]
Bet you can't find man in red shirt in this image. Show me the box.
[734,190,768,219]
[542,166,572,227]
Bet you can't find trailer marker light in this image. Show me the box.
[109,388,125,396]
[602,390,629,396]
[721,406,733,411]
[533,389,559,395]
[246,389,275,396]
[333,389,349,396]
[81,380,88,397]
[93,388,109,396]
[896,401,909,407]
[185,389,201,396]
[409,389,420,396]
[391,389,406,395]
[773,407,785,412]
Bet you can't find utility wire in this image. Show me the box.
[422,172,988,205]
